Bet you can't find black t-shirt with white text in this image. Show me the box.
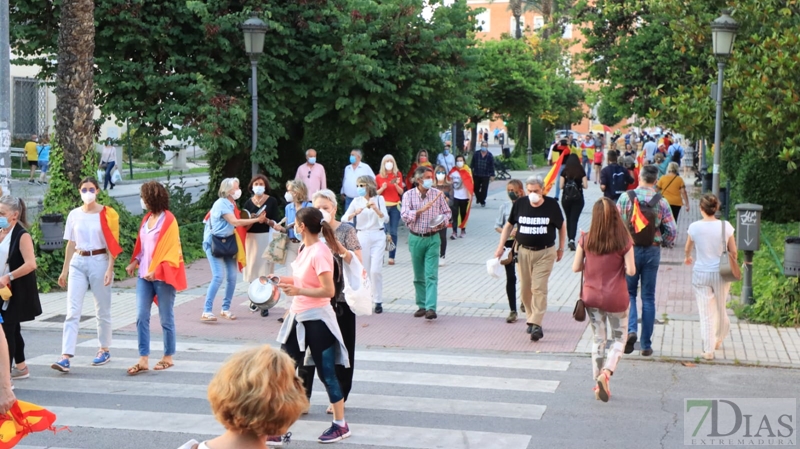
[507,196,564,248]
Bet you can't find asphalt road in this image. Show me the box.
[15,329,800,449]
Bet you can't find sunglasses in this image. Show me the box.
[356,184,367,188]
[436,172,445,175]
[80,188,97,194]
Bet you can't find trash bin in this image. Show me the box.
[785,237,800,277]
[502,147,511,159]
[39,213,65,252]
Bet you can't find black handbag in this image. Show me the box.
[210,234,238,258]
[573,258,586,322]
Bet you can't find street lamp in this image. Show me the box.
[241,13,268,177]
[710,9,738,197]
[526,116,533,168]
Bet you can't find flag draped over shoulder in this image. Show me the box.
[99,206,123,258]
[630,197,649,233]
[131,211,187,292]
[448,165,475,227]
[543,150,568,196]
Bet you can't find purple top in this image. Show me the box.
[136,213,166,278]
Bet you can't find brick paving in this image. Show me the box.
[29,170,800,367]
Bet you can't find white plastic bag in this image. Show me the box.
[111,169,122,184]
[342,251,373,316]
[486,256,504,279]
[96,169,105,183]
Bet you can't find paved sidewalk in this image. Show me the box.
[27,169,800,368]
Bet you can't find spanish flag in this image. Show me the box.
[100,206,123,258]
[131,211,187,293]
[0,400,61,448]
[543,148,568,196]
[630,197,649,233]
[203,204,247,272]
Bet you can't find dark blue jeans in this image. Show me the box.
[626,245,661,350]
[103,161,116,189]
[385,205,400,259]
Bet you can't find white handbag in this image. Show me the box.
[341,250,373,316]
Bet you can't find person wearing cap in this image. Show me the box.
[401,167,452,320]
[436,142,456,174]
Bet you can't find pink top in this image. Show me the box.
[136,213,166,278]
[295,163,327,200]
[581,236,632,313]
[289,241,334,314]
[593,149,604,164]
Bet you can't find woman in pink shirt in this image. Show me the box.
[572,197,635,403]
[273,207,351,444]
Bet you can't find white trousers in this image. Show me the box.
[587,307,627,379]
[692,271,731,353]
[358,229,385,304]
[62,254,114,356]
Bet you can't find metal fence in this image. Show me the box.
[12,77,47,139]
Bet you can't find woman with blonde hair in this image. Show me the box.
[573,197,635,402]
[685,194,736,361]
[201,178,266,322]
[343,176,388,313]
[375,155,404,265]
[273,179,312,285]
[656,161,689,222]
[179,346,309,448]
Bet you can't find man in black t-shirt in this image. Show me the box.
[495,176,566,342]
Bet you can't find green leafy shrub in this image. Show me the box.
[163,175,208,262]
[731,221,800,327]
[731,154,800,224]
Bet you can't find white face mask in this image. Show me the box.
[232,189,242,200]
[320,209,332,223]
[456,161,464,168]
[284,192,294,203]
[140,198,147,211]
[81,192,96,205]
[253,186,265,195]
[385,162,394,171]
[436,173,446,181]
[528,192,542,204]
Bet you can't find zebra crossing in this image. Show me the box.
[18,338,574,449]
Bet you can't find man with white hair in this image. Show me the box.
[495,176,566,342]
[295,148,327,200]
[340,149,375,216]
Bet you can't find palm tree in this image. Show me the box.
[55,0,95,186]
[511,0,524,39]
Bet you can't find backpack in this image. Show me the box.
[626,191,662,247]
[609,165,630,197]
[563,178,581,201]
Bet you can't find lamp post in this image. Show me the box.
[526,115,532,167]
[241,14,268,177]
[710,9,738,197]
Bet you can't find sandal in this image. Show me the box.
[388,259,395,266]
[220,310,237,320]
[127,364,149,376]
[154,360,174,371]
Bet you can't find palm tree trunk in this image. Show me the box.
[55,0,95,186]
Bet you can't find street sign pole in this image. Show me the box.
[735,203,763,305]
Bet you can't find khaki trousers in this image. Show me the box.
[517,245,557,326]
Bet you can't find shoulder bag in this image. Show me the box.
[263,232,288,265]
[718,219,741,282]
[210,233,237,258]
[572,257,586,322]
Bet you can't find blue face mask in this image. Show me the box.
[308,157,316,164]
[356,187,367,197]
[349,155,357,164]
[480,147,488,152]
[444,149,450,155]
[422,179,433,189]
[0,217,8,230]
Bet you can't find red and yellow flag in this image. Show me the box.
[543,149,568,196]
[131,211,188,292]
[0,400,61,448]
[630,197,649,233]
[100,206,123,258]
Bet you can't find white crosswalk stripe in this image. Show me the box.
[20,339,573,449]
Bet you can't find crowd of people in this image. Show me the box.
[0,127,738,442]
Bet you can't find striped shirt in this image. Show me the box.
[400,186,452,235]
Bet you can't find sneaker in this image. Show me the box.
[506,311,518,323]
[51,358,70,373]
[449,234,456,241]
[438,257,445,267]
[318,422,351,443]
[640,348,653,356]
[596,372,611,402]
[266,432,292,447]
[459,229,465,238]
[526,323,533,334]
[220,310,237,320]
[374,303,383,314]
[11,366,29,380]
[413,308,426,318]
[28,179,34,184]
[568,240,576,251]
[624,332,637,354]
[260,308,270,317]
[530,324,544,342]
[425,309,438,320]
[92,350,111,366]
[201,312,217,322]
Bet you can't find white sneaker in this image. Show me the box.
[439,257,445,267]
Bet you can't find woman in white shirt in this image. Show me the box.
[52,177,123,373]
[100,139,117,190]
[342,176,388,314]
[684,194,737,361]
